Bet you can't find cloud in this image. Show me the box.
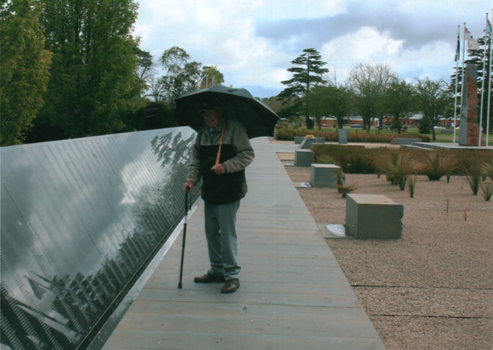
[134,0,491,98]
[135,0,290,91]
[255,0,489,54]
[321,26,457,85]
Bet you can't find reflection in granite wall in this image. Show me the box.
[1,127,200,349]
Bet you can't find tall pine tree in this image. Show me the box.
[277,48,329,129]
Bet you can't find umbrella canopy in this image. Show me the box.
[174,84,279,139]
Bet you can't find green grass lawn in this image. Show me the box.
[428,131,493,146]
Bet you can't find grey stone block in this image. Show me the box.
[392,138,421,145]
[345,194,404,239]
[310,164,341,188]
[300,138,323,149]
[295,149,314,167]
[338,129,348,144]
[298,137,325,147]
[295,136,305,144]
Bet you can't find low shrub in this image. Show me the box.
[312,144,382,174]
[275,126,300,141]
[480,181,493,201]
[461,157,484,195]
[408,174,418,198]
[320,156,335,164]
[378,150,418,190]
[419,152,457,181]
[454,151,493,174]
[275,126,430,143]
[482,161,493,180]
[336,182,358,198]
[310,144,493,181]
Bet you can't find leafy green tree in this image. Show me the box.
[201,65,224,88]
[277,48,329,129]
[349,62,397,131]
[32,0,144,139]
[136,49,153,80]
[261,96,282,113]
[146,76,167,102]
[122,101,177,131]
[159,47,202,105]
[158,48,225,105]
[418,116,432,134]
[136,48,155,95]
[324,85,353,129]
[416,77,453,141]
[303,84,353,130]
[0,0,52,145]
[302,85,326,130]
[381,80,418,134]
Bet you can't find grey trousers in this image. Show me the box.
[204,200,241,280]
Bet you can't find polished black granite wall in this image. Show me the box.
[1,127,200,349]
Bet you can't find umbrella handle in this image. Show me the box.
[215,120,227,166]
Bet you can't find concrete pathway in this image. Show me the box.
[102,138,385,350]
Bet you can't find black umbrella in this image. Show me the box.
[174,84,279,139]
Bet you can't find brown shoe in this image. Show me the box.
[194,272,225,283]
[221,278,240,294]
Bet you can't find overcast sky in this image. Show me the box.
[134,0,491,98]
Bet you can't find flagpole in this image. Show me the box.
[487,15,492,148]
[479,14,488,146]
[460,23,466,127]
[453,25,460,144]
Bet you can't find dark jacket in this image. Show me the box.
[187,118,255,204]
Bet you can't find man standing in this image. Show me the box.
[183,97,254,294]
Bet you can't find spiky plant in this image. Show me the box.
[482,161,493,181]
[421,152,457,181]
[465,175,481,195]
[321,156,335,164]
[335,169,346,193]
[336,183,358,198]
[381,150,417,190]
[480,181,493,201]
[444,191,450,213]
[462,158,483,195]
[407,174,417,198]
[460,202,467,221]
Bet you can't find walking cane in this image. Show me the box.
[178,186,190,289]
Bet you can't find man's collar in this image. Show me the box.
[209,119,224,133]
[215,119,224,131]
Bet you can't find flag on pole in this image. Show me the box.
[487,18,492,34]
[454,32,460,61]
[465,27,480,49]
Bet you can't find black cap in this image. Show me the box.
[198,97,220,114]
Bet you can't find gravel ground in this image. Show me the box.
[283,164,493,350]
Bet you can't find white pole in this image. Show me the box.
[460,23,466,124]
[453,25,460,144]
[479,15,488,146]
[487,18,492,147]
